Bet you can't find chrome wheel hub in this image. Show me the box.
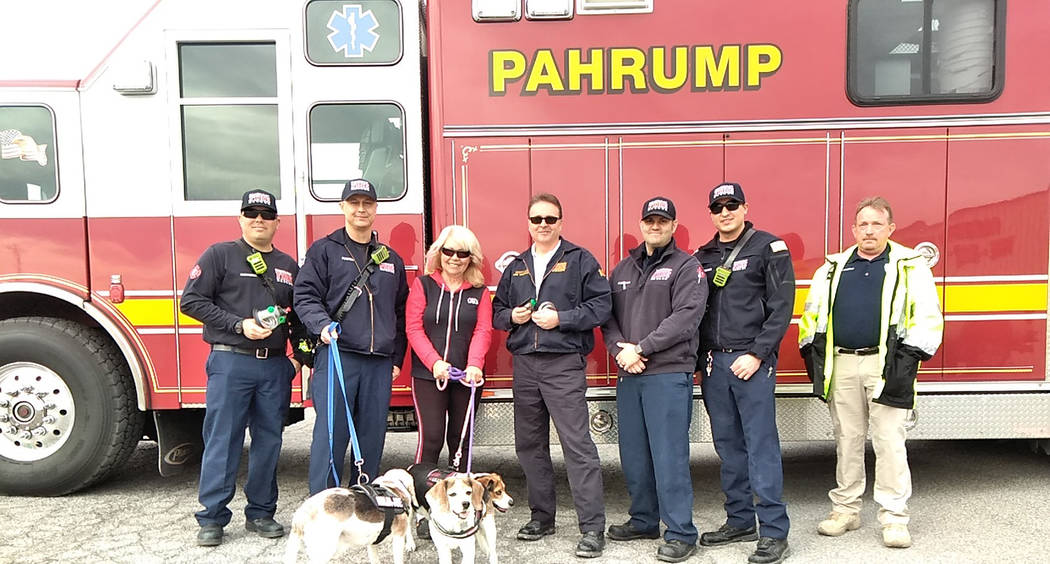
[0,362,75,461]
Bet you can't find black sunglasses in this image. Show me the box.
[529,215,561,225]
[709,201,742,214]
[441,247,471,259]
[243,209,277,220]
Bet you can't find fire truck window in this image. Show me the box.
[0,106,58,203]
[178,43,277,98]
[177,42,281,201]
[308,103,406,201]
[304,0,403,65]
[181,106,280,201]
[849,0,1000,105]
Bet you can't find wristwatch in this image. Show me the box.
[633,344,643,355]
[234,320,244,335]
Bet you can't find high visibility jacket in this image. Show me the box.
[798,241,943,408]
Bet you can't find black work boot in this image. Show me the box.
[197,524,223,547]
[657,539,697,563]
[245,517,285,538]
[699,523,759,547]
[575,530,605,558]
[607,521,660,541]
[749,537,789,564]
[517,520,556,541]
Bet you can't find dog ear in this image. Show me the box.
[469,478,485,509]
[426,478,450,513]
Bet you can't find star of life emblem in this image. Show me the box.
[327,4,381,58]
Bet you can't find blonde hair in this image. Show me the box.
[424,225,485,288]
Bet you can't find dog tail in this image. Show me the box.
[283,521,304,564]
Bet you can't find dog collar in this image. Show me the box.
[431,509,484,539]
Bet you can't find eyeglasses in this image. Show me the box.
[243,209,277,220]
[529,216,561,225]
[709,201,742,214]
[440,247,471,259]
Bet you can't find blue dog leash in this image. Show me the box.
[326,322,367,486]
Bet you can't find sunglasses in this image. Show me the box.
[243,209,277,220]
[529,216,561,225]
[440,247,471,259]
[709,201,742,214]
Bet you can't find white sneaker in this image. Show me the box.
[817,511,861,537]
[882,523,912,548]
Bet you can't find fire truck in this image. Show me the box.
[1,0,1048,496]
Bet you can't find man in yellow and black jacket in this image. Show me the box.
[799,196,942,549]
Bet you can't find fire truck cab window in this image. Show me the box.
[308,103,406,201]
[848,0,1002,105]
[0,106,58,203]
[177,43,280,201]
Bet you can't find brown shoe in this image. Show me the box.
[816,511,860,537]
[882,523,912,548]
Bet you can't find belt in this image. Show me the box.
[835,346,879,356]
[212,344,285,359]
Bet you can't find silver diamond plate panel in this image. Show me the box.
[470,394,1050,446]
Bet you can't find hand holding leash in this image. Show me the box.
[320,324,339,344]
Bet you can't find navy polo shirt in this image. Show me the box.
[832,247,889,349]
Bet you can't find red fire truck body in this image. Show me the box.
[0,0,1047,495]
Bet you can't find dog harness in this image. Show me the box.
[352,483,409,544]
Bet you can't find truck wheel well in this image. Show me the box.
[0,291,101,329]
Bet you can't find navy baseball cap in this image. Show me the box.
[241,189,277,213]
[709,182,746,205]
[341,178,378,201]
[641,196,676,220]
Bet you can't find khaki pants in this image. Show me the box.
[827,352,911,525]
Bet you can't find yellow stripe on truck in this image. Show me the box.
[791,282,1047,317]
[116,283,1048,328]
[114,298,202,326]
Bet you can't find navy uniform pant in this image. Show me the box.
[196,351,293,527]
[701,350,789,539]
[617,371,698,544]
[513,352,605,533]
[308,346,393,495]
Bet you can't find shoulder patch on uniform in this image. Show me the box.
[697,265,706,282]
[189,264,202,280]
[770,240,788,253]
[379,262,395,274]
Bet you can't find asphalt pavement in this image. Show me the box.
[2,411,1048,564]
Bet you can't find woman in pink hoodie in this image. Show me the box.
[406,225,492,468]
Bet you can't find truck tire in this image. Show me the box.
[0,317,144,495]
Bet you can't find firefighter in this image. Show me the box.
[799,197,942,549]
[491,193,611,559]
[693,182,793,564]
[601,197,707,563]
[180,189,308,547]
[293,179,409,495]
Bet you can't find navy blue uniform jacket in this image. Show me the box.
[293,228,408,360]
[180,239,306,352]
[492,238,612,355]
[693,221,795,365]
